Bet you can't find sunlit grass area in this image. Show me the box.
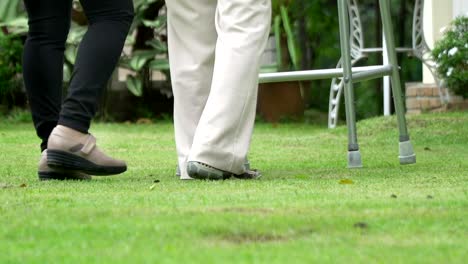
[1,112,467,263]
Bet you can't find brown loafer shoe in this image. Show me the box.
[47,125,127,176]
[38,150,91,181]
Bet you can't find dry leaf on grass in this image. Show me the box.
[339,179,354,184]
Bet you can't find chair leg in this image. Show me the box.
[379,0,416,165]
[337,0,362,168]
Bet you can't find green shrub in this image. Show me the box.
[432,16,468,98]
[0,34,23,104]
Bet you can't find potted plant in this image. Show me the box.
[257,2,305,122]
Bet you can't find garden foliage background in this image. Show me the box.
[0,0,423,122]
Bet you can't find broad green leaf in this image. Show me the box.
[64,46,78,65]
[126,76,143,97]
[128,50,159,71]
[280,6,301,70]
[133,50,159,58]
[142,19,164,29]
[145,39,168,52]
[67,25,87,44]
[149,59,170,71]
[63,64,72,82]
[0,0,21,23]
[0,16,28,35]
[274,15,283,69]
[129,55,151,72]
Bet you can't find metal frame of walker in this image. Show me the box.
[328,0,444,129]
[258,0,416,168]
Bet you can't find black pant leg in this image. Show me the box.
[58,0,134,133]
[22,0,73,152]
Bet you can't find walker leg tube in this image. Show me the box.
[338,0,362,168]
[379,0,416,165]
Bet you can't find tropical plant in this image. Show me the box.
[432,15,468,98]
[0,1,87,84]
[0,0,26,31]
[257,1,306,122]
[0,0,28,36]
[119,0,169,97]
[59,0,170,98]
[0,0,26,110]
[0,34,23,108]
[63,1,87,82]
[266,1,302,72]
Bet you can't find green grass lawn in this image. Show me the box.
[0,112,467,263]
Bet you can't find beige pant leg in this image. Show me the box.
[166,0,217,179]
[188,0,272,174]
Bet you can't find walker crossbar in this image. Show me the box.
[259,65,393,84]
[257,0,416,169]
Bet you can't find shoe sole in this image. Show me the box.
[47,150,126,176]
[38,171,91,181]
[38,171,68,181]
[187,162,231,180]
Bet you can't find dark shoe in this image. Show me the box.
[47,125,127,176]
[232,169,262,180]
[187,161,261,180]
[177,160,253,179]
[38,150,91,181]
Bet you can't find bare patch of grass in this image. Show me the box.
[208,228,315,245]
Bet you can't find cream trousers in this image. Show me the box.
[166,0,271,179]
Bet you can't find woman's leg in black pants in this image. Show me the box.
[23,0,134,152]
[59,0,134,134]
[22,0,73,152]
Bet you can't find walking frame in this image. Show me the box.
[258,0,416,168]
